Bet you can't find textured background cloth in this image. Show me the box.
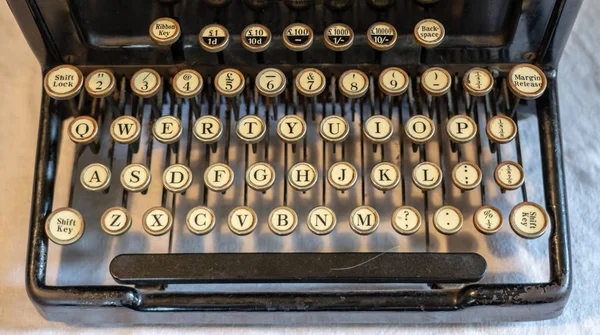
[0,1,598,333]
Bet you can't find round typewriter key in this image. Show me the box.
[204,163,235,192]
[412,161,442,191]
[307,206,337,235]
[324,23,354,51]
[143,206,173,236]
[256,68,287,97]
[110,115,141,144]
[149,17,181,46]
[277,114,307,143]
[45,207,85,245]
[241,23,272,52]
[339,69,369,99]
[434,206,463,235]
[486,115,517,144]
[100,206,132,236]
[194,115,223,144]
[494,161,525,190]
[85,69,116,98]
[413,19,445,48]
[44,64,84,100]
[446,114,478,143]
[508,64,547,100]
[153,115,182,144]
[367,22,397,51]
[80,163,111,192]
[120,164,152,192]
[215,68,245,98]
[68,116,99,145]
[327,161,358,191]
[363,115,394,144]
[283,23,314,52]
[392,206,422,235]
[268,206,298,236]
[172,69,203,98]
[288,162,318,192]
[285,0,313,10]
[349,206,380,235]
[421,67,451,96]
[228,206,258,235]
[463,67,494,97]
[199,23,230,53]
[186,206,216,235]
[320,115,349,143]
[473,205,503,235]
[325,0,354,11]
[405,115,435,144]
[131,69,161,98]
[451,162,482,191]
[246,162,276,192]
[236,114,266,144]
[370,162,400,191]
[510,202,549,239]
[296,68,326,97]
[378,67,409,96]
[162,164,193,193]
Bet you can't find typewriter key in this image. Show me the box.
[412,161,442,191]
[296,68,326,97]
[277,114,307,143]
[162,164,193,193]
[80,163,111,192]
[320,115,349,143]
[510,202,549,239]
[486,115,517,144]
[283,23,314,52]
[143,207,173,236]
[236,115,266,144]
[199,24,230,53]
[339,69,369,99]
[324,23,354,52]
[473,205,503,235]
[228,206,258,235]
[288,162,318,191]
[110,115,141,144]
[413,19,445,48]
[327,161,358,191]
[421,67,451,96]
[391,206,422,235]
[268,206,298,236]
[255,68,287,97]
[494,161,525,190]
[434,206,463,235]
[131,69,162,98]
[186,206,216,235]
[68,116,99,145]
[378,67,409,96]
[285,0,313,10]
[405,115,436,144]
[85,69,116,98]
[451,162,482,191]
[367,22,397,51]
[508,64,547,100]
[172,69,203,98]
[100,207,132,236]
[463,67,494,97]
[307,206,337,235]
[204,163,235,192]
[241,24,272,53]
[350,206,380,235]
[45,207,85,245]
[446,114,478,143]
[215,68,245,98]
[363,115,394,144]
[153,115,182,144]
[194,115,223,144]
[149,17,181,46]
[120,163,151,192]
[370,162,401,191]
[246,162,276,192]
[44,64,83,100]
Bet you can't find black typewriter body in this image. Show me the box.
[8,0,581,325]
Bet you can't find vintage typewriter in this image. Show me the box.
[9,0,580,325]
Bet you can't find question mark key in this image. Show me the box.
[391,206,422,235]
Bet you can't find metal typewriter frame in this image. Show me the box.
[9,0,580,324]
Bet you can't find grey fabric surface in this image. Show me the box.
[0,0,598,333]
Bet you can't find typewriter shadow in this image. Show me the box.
[485,231,519,259]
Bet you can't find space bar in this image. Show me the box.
[110,252,487,285]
